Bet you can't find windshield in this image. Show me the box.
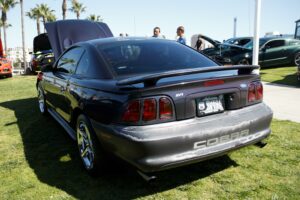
[243,38,269,49]
[97,40,217,77]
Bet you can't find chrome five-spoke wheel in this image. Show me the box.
[38,87,46,114]
[77,120,95,170]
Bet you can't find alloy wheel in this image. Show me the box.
[77,121,95,170]
[295,53,300,66]
[37,88,45,113]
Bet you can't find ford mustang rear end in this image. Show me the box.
[38,20,273,176]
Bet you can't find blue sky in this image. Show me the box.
[5,0,300,48]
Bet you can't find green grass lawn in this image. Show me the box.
[0,76,299,200]
[260,66,300,87]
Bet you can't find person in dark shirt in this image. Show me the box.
[195,35,203,51]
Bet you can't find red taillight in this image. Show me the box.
[159,98,173,120]
[256,82,263,100]
[248,82,263,102]
[122,97,174,123]
[122,100,140,122]
[142,98,157,121]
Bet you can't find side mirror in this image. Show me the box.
[40,63,54,72]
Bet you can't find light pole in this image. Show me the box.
[233,17,237,38]
[252,0,261,74]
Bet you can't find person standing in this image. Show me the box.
[176,26,186,45]
[195,35,203,51]
[152,27,165,38]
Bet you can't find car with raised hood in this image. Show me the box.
[37,20,273,177]
[0,38,12,78]
[201,35,300,67]
[27,33,54,74]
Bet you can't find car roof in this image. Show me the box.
[84,37,175,46]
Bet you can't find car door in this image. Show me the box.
[46,47,84,121]
[260,39,286,67]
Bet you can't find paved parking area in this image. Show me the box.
[263,82,300,123]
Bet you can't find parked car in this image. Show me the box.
[201,35,300,67]
[224,37,252,46]
[27,33,54,74]
[37,20,273,177]
[0,58,12,78]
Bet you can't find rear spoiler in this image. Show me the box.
[116,65,259,87]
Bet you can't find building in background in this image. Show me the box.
[6,47,32,68]
[295,19,300,40]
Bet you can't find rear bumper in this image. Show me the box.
[91,103,273,172]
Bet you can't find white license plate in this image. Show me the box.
[197,95,224,116]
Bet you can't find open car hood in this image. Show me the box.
[33,33,52,53]
[45,20,113,59]
[199,35,221,47]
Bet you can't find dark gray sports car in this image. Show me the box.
[37,20,273,178]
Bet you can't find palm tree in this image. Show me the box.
[26,7,41,35]
[20,0,27,69]
[38,4,56,32]
[62,0,67,20]
[0,0,18,53]
[69,1,86,19]
[0,21,11,40]
[86,14,103,22]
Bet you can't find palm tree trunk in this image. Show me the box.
[43,17,46,33]
[36,18,41,35]
[62,0,67,20]
[1,11,7,54]
[77,12,79,19]
[3,22,7,54]
[20,0,27,69]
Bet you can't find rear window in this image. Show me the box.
[97,40,217,77]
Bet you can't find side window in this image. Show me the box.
[265,40,285,49]
[76,52,90,76]
[289,40,300,46]
[57,47,84,74]
[240,39,251,46]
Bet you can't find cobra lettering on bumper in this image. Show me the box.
[193,129,250,149]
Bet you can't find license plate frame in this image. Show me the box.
[196,95,225,117]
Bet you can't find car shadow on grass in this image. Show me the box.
[0,97,239,200]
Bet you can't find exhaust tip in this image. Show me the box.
[137,170,157,182]
[255,141,267,148]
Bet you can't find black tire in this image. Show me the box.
[237,58,250,65]
[294,52,300,66]
[7,73,12,78]
[37,85,48,115]
[76,114,106,176]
